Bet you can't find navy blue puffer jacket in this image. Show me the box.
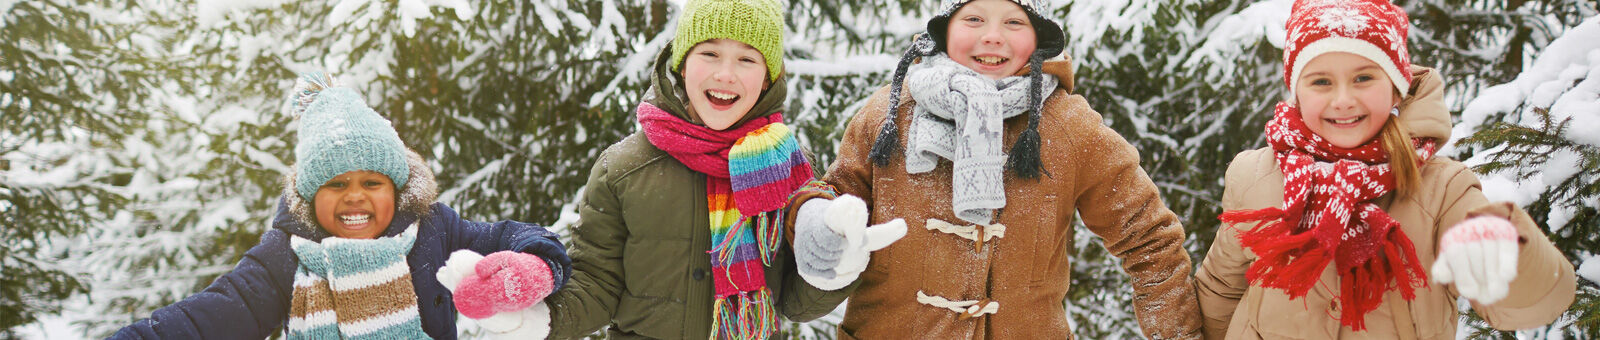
[111,197,571,340]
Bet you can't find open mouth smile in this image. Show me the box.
[1325,115,1366,127]
[706,90,740,109]
[339,212,373,229]
[974,56,1009,66]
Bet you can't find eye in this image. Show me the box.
[323,181,346,189]
[739,56,759,64]
[698,51,717,58]
[364,180,384,187]
[1006,19,1027,26]
[962,16,983,24]
[1310,78,1332,86]
[1355,74,1375,82]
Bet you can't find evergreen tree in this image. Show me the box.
[1451,14,1600,339]
[0,0,169,334]
[8,0,1597,338]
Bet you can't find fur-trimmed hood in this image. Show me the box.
[276,147,439,240]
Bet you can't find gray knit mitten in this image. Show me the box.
[793,194,907,291]
[795,198,846,282]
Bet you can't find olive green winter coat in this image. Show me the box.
[544,45,853,340]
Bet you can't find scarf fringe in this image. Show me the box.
[1336,225,1428,330]
[710,211,783,267]
[710,289,778,340]
[1227,206,1331,299]
[1220,184,1432,330]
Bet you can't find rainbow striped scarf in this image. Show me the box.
[287,223,427,340]
[638,103,813,339]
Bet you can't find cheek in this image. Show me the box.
[312,193,339,225]
[945,29,977,56]
[681,68,709,106]
[313,194,333,214]
[1297,109,1321,133]
[372,188,397,223]
[1295,91,1330,118]
[1008,31,1037,56]
[374,186,397,209]
[739,69,766,94]
[1361,89,1396,115]
[681,63,708,91]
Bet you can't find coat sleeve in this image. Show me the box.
[433,203,573,292]
[544,150,630,339]
[775,113,885,321]
[1194,149,1268,339]
[819,86,892,211]
[110,230,297,340]
[773,87,897,320]
[1070,102,1203,340]
[1430,162,1576,330]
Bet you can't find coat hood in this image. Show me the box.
[643,42,789,129]
[1396,66,1449,142]
[276,147,438,240]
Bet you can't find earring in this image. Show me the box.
[1390,107,1400,116]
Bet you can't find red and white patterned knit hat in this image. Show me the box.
[1283,0,1412,101]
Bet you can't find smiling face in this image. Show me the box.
[1294,52,1401,149]
[313,170,396,239]
[945,0,1038,80]
[681,38,770,131]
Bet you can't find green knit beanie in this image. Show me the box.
[290,73,410,201]
[668,0,785,81]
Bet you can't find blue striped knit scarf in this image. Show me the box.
[287,223,428,339]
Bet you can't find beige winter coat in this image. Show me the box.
[798,56,1203,339]
[1195,68,1577,339]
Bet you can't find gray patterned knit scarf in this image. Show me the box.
[905,54,1057,225]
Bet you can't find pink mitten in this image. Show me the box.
[1432,216,1520,304]
[453,251,554,319]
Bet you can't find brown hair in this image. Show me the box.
[1379,117,1420,198]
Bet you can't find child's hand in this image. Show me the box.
[436,250,553,339]
[438,250,555,319]
[794,194,907,290]
[1432,216,1520,305]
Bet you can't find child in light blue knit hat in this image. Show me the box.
[113,73,573,340]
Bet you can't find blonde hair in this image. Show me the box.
[1380,117,1420,198]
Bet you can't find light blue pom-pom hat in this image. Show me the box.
[289,72,409,201]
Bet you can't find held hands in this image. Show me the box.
[437,250,554,338]
[794,194,907,290]
[1431,216,1520,305]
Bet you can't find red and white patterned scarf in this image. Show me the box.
[1219,102,1436,330]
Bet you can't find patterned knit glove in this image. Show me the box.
[794,194,907,290]
[1432,216,1520,305]
[437,250,555,319]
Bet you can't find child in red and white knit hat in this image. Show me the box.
[1194,0,1577,338]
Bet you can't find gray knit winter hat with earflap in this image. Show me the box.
[868,0,1065,179]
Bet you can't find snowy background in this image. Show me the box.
[2,0,1598,338]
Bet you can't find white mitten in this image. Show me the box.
[436,249,485,292]
[795,194,907,290]
[438,250,552,339]
[1431,216,1520,305]
[473,301,551,340]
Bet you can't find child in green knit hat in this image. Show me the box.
[541,0,901,338]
